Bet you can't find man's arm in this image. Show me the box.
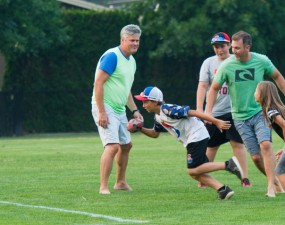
[196,81,209,112]
[271,68,285,95]
[126,93,144,120]
[94,69,109,128]
[205,81,222,114]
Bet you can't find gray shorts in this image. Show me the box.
[234,111,272,155]
[276,150,285,175]
[92,104,131,147]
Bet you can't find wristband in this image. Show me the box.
[132,109,139,115]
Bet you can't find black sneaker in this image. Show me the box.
[217,186,234,200]
[225,156,243,180]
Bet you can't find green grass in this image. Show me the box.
[0,132,285,225]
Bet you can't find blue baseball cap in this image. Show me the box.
[135,86,163,102]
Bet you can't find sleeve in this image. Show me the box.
[268,108,280,121]
[263,55,275,75]
[161,104,190,119]
[99,52,117,75]
[214,64,227,85]
[153,117,167,133]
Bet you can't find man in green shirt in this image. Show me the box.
[206,31,285,197]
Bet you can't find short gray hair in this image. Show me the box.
[120,24,141,39]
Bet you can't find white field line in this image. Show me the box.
[0,201,149,224]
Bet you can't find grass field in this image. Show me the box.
[0,132,285,225]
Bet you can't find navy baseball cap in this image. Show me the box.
[211,32,230,45]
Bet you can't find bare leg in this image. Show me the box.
[197,146,220,187]
[260,141,276,197]
[99,143,119,194]
[188,162,225,176]
[114,142,132,191]
[230,141,248,179]
[191,173,223,190]
[277,175,285,190]
[251,152,265,174]
[251,152,283,193]
[206,146,219,162]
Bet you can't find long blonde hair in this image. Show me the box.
[257,81,285,127]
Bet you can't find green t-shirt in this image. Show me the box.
[214,52,275,120]
[92,47,136,113]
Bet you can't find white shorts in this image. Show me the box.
[92,104,131,147]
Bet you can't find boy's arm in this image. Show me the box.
[189,110,231,131]
[196,81,209,112]
[139,127,160,138]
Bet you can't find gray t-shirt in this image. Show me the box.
[199,55,231,117]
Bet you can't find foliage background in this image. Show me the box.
[1,0,285,134]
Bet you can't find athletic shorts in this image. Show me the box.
[186,138,209,168]
[234,111,272,156]
[206,112,243,147]
[276,150,285,175]
[92,104,131,147]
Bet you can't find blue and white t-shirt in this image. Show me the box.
[153,104,209,147]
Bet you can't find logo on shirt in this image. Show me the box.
[235,68,255,82]
[161,121,181,138]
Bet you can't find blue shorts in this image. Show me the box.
[234,111,272,155]
[92,104,131,147]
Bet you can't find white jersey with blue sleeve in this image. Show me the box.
[154,104,209,147]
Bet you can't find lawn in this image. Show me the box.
[0,132,284,225]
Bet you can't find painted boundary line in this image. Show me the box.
[0,201,149,224]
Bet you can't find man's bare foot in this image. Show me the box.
[114,183,132,191]
[265,192,276,198]
[99,189,111,194]
[266,186,276,198]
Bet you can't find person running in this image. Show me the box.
[132,86,243,200]
[196,32,250,187]
[206,31,285,197]
[254,81,285,191]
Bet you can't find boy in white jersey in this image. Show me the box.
[197,32,250,187]
[134,86,243,200]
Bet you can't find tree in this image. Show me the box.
[0,0,68,60]
[127,0,285,60]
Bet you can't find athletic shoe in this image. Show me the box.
[197,182,207,188]
[217,186,234,200]
[225,156,243,180]
[241,178,252,187]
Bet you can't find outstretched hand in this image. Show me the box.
[275,149,284,161]
[216,120,231,132]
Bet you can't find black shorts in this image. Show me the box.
[186,138,209,168]
[205,112,243,148]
